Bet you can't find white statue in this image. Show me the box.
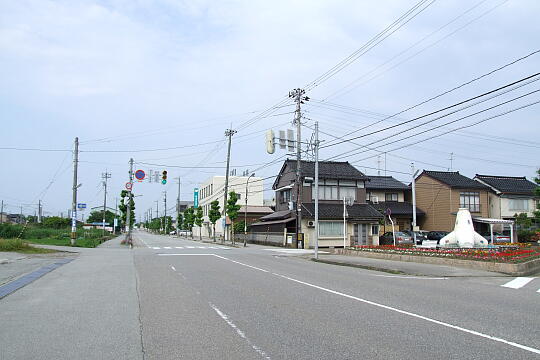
[439,208,488,248]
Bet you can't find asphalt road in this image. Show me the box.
[1,230,539,359]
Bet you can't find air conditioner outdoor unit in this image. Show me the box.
[371,196,379,204]
[307,221,315,228]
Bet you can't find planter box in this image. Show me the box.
[333,249,540,276]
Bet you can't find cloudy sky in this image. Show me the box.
[1,0,539,220]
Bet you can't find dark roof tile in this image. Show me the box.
[365,176,409,190]
[301,203,383,220]
[421,171,488,190]
[475,175,537,195]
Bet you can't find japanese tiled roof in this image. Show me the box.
[422,171,489,190]
[475,174,538,195]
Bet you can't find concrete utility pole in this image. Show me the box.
[411,163,420,244]
[37,200,42,223]
[126,158,134,246]
[114,197,118,234]
[0,200,3,223]
[177,177,181,237]
[102,171,111,236]
[314,121,319,259]
[244,173,255,247]
[71,137,79,246]
[163,191,167,234]
[223,128,237,243]
[289,88,309,248]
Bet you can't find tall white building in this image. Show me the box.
[192,175,264,238]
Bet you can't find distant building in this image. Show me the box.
[414,171,490,231]
[365,175,425,233]
[474,174,538,219]
[192,175,265,238]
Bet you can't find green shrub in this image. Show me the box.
[518,230,537,243]
[0,223,23,238]
[42,217,71,229]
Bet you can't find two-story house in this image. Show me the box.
[193,175,266,239]
[250,160,383,248]
[414,170,490,232]
[474,174,538,219]
[366,175,425,233]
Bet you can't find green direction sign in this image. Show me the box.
[194,188,199,208]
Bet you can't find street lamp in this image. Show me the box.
[244,173,255,247]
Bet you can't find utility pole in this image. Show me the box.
[0,200,3,223]
[125,158,134,246]
[244,173,255,247]
[163,191,167,234]
[314,121,320,259]
[102,171,111,236]
[289,88,309,249]
[37,200,42,223]
[223,128,237,243]
[449,152,454,171]
[177,177,181,237]
[411,163,420,244]
[71,137,79,246]
[114,197,118,234]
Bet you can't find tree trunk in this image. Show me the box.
[213,224,216,242]
[199,226,202,241]
[231,221,235,246]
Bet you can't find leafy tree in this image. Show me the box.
[194,207,203,241]
[184,207,195,238]
[42,216,71,229]
[119,190,135,230]
[534,169,540,220]
[86,210,116,226]
[177,213,184,232]
[208,200,221,242]
[515,212,532,229]
[226,191,241,245]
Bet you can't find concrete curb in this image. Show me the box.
[333,249,540,276]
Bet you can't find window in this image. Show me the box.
[319,221,343,236]
[371,225,379,235]
[509,199,529,211]
[281,190,291,203]
[385,193,398,201]
[340,187,356,200]
[460,192,480,212]
[237,193,241,200]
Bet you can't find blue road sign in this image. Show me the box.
[77,203,86,209]
[194,188,199,208]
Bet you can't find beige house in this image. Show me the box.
[474,174,538,219]
[415,171,490,232]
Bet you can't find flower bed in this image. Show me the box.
[350,245,540,263]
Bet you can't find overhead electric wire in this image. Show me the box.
[317,48,540,148]
[325,0,508,100]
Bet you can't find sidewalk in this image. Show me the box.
[0,236,143,360]
[313,253,507,277]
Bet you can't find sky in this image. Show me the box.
[1,0,539,220]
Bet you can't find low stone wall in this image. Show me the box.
[333,248,540,276]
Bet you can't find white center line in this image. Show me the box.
[209,302,271,359]
[163,246,172,249]
[501,277,535,289]
[175,246,184,249]
[170,265,176,271]
[214,255,540,355]
[151,247,160,250]
[373,274,448,280]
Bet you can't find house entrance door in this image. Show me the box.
[353,224,368,245]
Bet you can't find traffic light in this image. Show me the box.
[161,170,167,185]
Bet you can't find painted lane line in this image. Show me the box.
[373,274,448,280]
[175,246,184,249]
[212,255,269,273]
[170,266,176,271]
[212,256,539,355]
[217,247,231,250]
[186,246,195,249]
[537,288,540,293]
[158,253,216,256]
[275,274,540,355]
[209,303,271,360]
[501,277,535,289]
[151,247,161,249]
[163,246,172,249]
[197,246,206,249]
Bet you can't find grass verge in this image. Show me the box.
[0,238,57,254]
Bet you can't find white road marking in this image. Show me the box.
[170,266,176,271]
[175,246,184,249]
[217,247,231,250]
[158,253,215,256]
[372,274,448,280]
[213,255,269,273]
[501,277,535,289]
[197,246,206,249]
[263,249,328,254]
[214,255,540,356]
[151,247,161,250]
[163,246,172,249]
[186,246,195,249]
[209,303,271,359]
[537,288,540,293]
[275,274,540,355]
